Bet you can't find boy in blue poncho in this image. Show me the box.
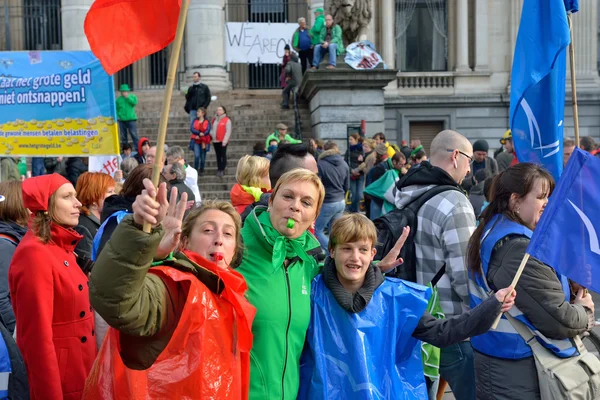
[299,213,516,400]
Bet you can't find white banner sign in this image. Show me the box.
[88,155,121,178]
[225,23,298,64]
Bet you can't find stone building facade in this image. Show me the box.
[2,0,600,151]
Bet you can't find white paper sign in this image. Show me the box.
[225,23,298,64]
[88,155,121,178]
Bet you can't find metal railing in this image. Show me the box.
[1,1,62,51]
[226,0,309,89]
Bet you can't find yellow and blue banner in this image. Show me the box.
[0,51,119,156]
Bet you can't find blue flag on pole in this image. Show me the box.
[527,148,600,292]
[509,0,572,181]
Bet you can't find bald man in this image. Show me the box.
[392,130,477,400]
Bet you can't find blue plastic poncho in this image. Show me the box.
[299,275,431,400]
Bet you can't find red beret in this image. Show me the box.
[22,173,71,212]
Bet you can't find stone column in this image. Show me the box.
[61,0,93,50]
[455,0,470,72]
[474,0,489,71]
[381,0,395,69]
[568,1,600,91]
[185,0,230,92]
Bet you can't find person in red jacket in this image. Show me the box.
[9,173,96,400]
[189,107,212,175]
[211,106,232,177]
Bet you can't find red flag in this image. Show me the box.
[84,0,181,75]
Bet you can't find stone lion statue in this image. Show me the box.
[326,0,372,47]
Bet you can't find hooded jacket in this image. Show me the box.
[86,215,255,399]
[264,130,301,150]
[134,137,150,165]
[96,194,136,258]
[237,207,322,400]
[394,162,475,318]
[230,183,264,214]
[310,12,325,46]
[468,180,486,217]
[317,149,350,203]
[0,158,20,182]
[284,54,303,87]
[0,221,26,334]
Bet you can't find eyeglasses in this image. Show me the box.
[447,149,473,162]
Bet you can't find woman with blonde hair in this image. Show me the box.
[74,172,116,260]
[84,181,256,399]
[229,155,271,213]
[9,174,95,399]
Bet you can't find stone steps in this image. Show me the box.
[133,89,311,201]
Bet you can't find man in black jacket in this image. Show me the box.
[184,72,211,123]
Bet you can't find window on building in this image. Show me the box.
[23,0,62,50]
[395,0,447,72]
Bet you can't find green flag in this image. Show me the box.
[364,168,399,216]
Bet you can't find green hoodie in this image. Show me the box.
[310,12,325,46]
[237,207,321,400]
[116,93,138,121]
[265,130,302,149]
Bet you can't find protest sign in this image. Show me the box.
[0,51,119,157]
[88,155,122,178]
[225,23,297,63]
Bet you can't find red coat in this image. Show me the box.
[9,223,96,400]
[230,183,257,214]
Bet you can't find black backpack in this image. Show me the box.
[373,185,460,282]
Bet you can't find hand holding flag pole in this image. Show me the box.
[143,0,190,233]
[491,254,529,329]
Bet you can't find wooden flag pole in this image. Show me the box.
[568,13,580,147]
[143,0,190,233]
[490,253,530,330]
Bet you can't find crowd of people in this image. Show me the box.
[0,123,597,400]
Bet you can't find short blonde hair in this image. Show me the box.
[270,168,325,216]
[328,213,378,252]
[236,155,270,188]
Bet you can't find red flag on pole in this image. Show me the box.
[84,0,181,75]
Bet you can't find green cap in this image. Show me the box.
[119,84,131,92]
[314,7,324,13]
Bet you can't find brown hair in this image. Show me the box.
[76,172,116,216]
[349,133,360,142]
[0,181,29,226]
[466,163,554,274]
[121,164,167,199]
[180,200,244,268]
[564,137,576,147]
[328,213,378,252]
[31,193,57,244]
[197,107,207,117]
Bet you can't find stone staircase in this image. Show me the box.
[134,89,312,201]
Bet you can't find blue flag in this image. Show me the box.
[564,0,579,13]
[527,148,600,292]
[509,0,572,181]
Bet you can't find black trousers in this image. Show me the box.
[213,142,228,171]
[298,48,313,74]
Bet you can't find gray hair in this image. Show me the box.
[298,17,306,24]
[166,145,185,161]
[167,162,186,181]
[120,157,139,179]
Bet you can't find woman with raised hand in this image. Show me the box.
[9,173,95,400]
[84,179,255,399]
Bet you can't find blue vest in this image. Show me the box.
[298,274,431,400]
[469,215,577,359]
[91,210,129,261]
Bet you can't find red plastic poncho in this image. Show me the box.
[83,260,255,399]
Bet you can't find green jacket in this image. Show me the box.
[0,158,20,182]
[237,208,322,400]
[89,215,224,370]
[310,14,325,46]
[116,93,138,121]
[265,130,301,149]
[319,24,345,55]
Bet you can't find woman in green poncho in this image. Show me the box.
[237,168,324,400]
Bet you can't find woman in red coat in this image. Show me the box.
[9,173,96,400]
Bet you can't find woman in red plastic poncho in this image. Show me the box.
[84,179,255,399]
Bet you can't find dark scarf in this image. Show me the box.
[350,143,363,152]
[322,256,384,313]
